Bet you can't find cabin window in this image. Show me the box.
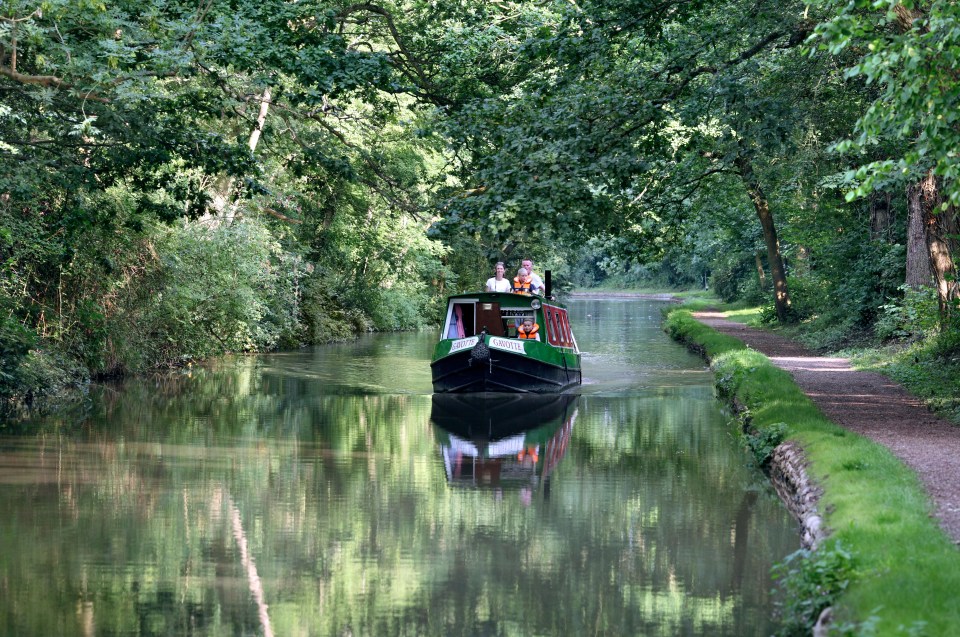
[510,315,533,337]
[543,305,572,347]
[543,306,556,346]
[498,308,534,338]
[559,311,572,346]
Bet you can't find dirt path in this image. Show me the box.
[692,311,960,544]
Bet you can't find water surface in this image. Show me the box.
[0,297,798,636]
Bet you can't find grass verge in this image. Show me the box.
[848,342,960,426]
[664,307,960,636]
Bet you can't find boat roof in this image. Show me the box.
[445,291,568,309]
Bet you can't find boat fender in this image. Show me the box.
[470,340,490,363]
[470,330,490,364]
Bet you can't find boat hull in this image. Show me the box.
[431,337,581,393]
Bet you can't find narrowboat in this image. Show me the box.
[430,287,582,393]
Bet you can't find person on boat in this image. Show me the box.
[485,262,512,292]
[521,258,544,292]
[512,268,533,294]
[517,317,540,340]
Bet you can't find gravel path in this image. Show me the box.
[692,311,960,544]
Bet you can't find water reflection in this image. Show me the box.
[0,298,799,636]
[431,394,578,494]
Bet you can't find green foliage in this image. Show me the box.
[743,421,790,468]
[300,276,370,344]
[138,219,300,366]
[710,252,765,304]
[875,284,941,341]
[812,1,960,207]
[0,309,36,399]
[772,542,856,637]
[1,0,457,399]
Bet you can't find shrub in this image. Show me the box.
[772,542,857,636]
[95,218,305,371]
[744,421,789,468]
[300,276,368,344]
[0,313,36,399]
[874,284,940,342]
[711,252,757,303]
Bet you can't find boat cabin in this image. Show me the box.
[441,294,577,349]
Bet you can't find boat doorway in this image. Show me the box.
[476,301,504,336]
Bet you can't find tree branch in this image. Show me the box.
[260,206,303,224]
[0,66,111,102]
[337,3,453,106]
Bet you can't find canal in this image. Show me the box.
[0,297,799,636]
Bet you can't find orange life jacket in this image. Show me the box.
[512,277,532,294]
[518,322,540,339]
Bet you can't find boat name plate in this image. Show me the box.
[488,337,526,354]
[448,336,479,354]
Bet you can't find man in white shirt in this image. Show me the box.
[522,258,543,293]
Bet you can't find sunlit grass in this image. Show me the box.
[720,307,762,324]
[664,307,960,635]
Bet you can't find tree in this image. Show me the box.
[812,0,960,320]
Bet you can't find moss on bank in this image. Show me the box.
[665,307,960,636]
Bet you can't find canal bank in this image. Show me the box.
[664,307,960,636]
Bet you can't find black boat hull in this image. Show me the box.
[431,347,581,393]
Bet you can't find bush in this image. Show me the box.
[93,218,306,371]
[711,252,758,303]
[772,542,857,636]
[874,285,940,342]
[0,313,36,399]
[743,421,789,468]
[300,276,369,344]
[366,287,427,330]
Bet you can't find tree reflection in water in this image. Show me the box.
[0,303,799,637]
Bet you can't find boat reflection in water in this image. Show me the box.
[430,394,579,497]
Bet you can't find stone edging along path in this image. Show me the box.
[692,311,960,545]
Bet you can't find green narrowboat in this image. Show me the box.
[430,290,582,393]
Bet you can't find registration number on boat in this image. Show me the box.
[449,336,479,353]
[489,337,526,354]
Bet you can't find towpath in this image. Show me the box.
[691,311,960,544]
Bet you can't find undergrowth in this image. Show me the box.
[771,542,857,636]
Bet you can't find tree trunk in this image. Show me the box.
[754,251,768,290]
[869,191,893,241]
[915,171,960,319]
[906,181,934,288]
[247,87,272,153]
[735,154,791,322]
[210,87,272,222]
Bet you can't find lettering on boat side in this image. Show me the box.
[449,337,479,354]
[488,337,526,355]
